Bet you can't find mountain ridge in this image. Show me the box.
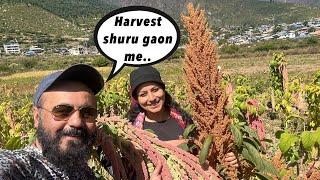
[1,0,320,38]
[258,0,320,5]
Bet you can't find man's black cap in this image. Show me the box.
[33,64,104,106]
[130,66,164,99]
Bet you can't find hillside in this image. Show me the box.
[198,0,320,27]
[1,0,320,39]
[0,3,83,37]
[1,0,116,28]
[102,0,320,27]
[258,0,320,5]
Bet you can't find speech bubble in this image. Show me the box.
[94,6,180,81]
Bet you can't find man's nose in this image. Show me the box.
[67,110,85,128]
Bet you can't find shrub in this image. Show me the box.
[305,37,318,45]
[91,57,109,67]
[21,58,38,69]
[0,65,11,72]
[221,45,239,54]
[254,42,277,52]
[169,48,185,59]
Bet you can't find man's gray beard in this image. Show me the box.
[36,118,96,179]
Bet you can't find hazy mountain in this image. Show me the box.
[1,0,320,38]
[258,0,320,5]
[102,0,320,27]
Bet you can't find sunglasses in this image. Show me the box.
[38,104,98,122]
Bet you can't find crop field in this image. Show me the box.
[1,51,320,179]
[1,53,319,94]
[2,0,320,178]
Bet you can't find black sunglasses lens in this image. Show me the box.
[52,105,74,119]
[80,107,97,120]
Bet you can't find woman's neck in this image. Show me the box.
[145,108,169,123]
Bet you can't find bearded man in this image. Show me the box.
[0,64,105,179]
[0,63,170,180]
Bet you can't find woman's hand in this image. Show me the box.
[224,152,239,168]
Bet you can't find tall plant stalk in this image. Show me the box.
[181,3,237,178]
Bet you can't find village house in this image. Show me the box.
[29,46,44,54]
[69,45,87,56]
[3,42,20,54]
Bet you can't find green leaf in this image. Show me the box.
[243,125,260,141]
[237,122,247,127]
[230,124,243,147]
[245,136,265,153]
[230,107,243,119]
[279,169,288,178]
[260,158,279,176]
[253,172,273,180]
[301,131,315,151]
[182,124,196,138]
[27,132,36,145]
[275,130,284,139]
[261,138,273,144]
[199,135,213,165]
[241,148,252,164]
[243,142,278,176]
[242,142,264,169]
[239,102,247,112]
[279,132,299,154]
[289,149,299,164]
[314,128,320,145]
[177,143,189,151]
[5,136,21,150]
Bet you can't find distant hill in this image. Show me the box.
[1,0,320,39]
[1,0,117,28]
[258,0,320,5]
[103,0,320,27]
[102,0,193,20]
[197,0,320,27]
[0,3,83,37]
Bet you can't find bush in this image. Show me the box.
[0,66,12,75]
[305,37,318,45]
[0,65,10,72]
[298,37,318,48]
[21,58,38,69]
[221,45,239,54]
[170,48,185,59]
[91,57,109,67]
[254,42,277,52]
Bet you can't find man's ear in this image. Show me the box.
[33,107,40,129]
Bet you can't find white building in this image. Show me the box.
[69,46,87,56]
[3,42,20,54]
[29,46,44,54]
[288,32,296,39]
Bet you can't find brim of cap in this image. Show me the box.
[54,64,104,94]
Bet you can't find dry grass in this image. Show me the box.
[0,53,319,95]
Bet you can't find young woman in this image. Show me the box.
[128,66,238,168]
[128,66,191,145]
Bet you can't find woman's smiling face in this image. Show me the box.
[136,82,166,114]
